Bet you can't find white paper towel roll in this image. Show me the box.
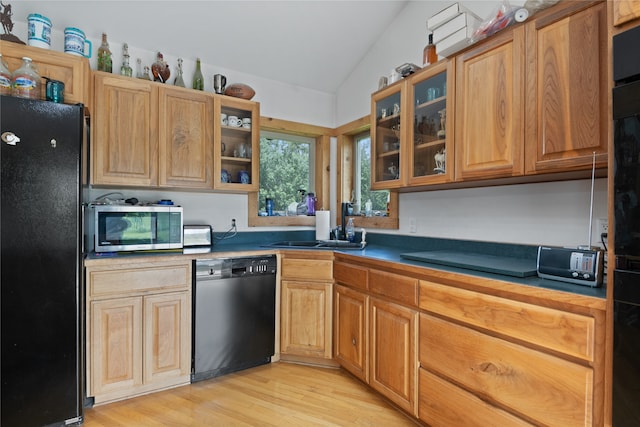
[315,210,330,240]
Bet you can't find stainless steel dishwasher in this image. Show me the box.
[192,255,277,382]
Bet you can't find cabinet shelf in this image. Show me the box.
[221,156,251,163]
[221,125,252,133]
[416,96,445,110]
[378,149,400,158]
[377,113,400,124]
[414,136,445,150]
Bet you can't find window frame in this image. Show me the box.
[248,117,332,227]
[336,116,399,230]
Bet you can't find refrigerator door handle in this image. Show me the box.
[1,131,20,145]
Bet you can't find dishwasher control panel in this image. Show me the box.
[195,255,277,279]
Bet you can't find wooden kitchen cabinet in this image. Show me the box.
[371,81,407,189]
[92,72,260,191]
[334,284,368,382]
[407,60,454,186]
[454,26,525,181]
[214,96,260,191]
[333,260,418,416]
[613,0,640,26]
[158,86,214,188]
[279,252,333,362]
[418,278,604,426]
[524,1,608,174]
[0,40,90,107]
[92,72,159,187]
[86,260,191,404]
[334,253,605,426]
[369,297,418,416]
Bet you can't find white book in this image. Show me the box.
[427,2,475,31]
[436,26,478,58]
[433,11,482,44]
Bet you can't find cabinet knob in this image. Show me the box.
[352,338,357,346]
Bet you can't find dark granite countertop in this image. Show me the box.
[85,230,606,300]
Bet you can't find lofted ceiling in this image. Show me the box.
[11,1,416,94]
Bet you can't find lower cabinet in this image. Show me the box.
[333,261,418,416]
[279,252,334,362]
[333,255,605,426]
[280,280,332,359]
[417,279,604,427]
[334,284,368,382]
[369,297,418,415]
[86,260,192,404]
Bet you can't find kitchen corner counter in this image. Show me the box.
[334,246,606,311]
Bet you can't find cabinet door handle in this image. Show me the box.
[352,337,357,346]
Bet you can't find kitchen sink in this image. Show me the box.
[265,240,365,250]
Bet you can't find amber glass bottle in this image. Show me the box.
[423,33,437,66]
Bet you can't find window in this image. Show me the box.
[258,131,315,215]
[353,131,389,215]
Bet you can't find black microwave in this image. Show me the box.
[87,204,183,253]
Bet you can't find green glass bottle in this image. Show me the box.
[192,58,204,90]
[97,33,112,73]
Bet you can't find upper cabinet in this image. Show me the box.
[158,86,214,189]
[92,72,158,187]
[373,0,608,191]
[524,1,608,174]
[0,41,90,107]
[91,72,259,192]
[454,26,525,182]
[407,61,454,185]
[214,96,260,191]
[613,0,640,27]
[371,82,406,190]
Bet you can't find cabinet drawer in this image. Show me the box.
[419,368,533,427]
[88,263,191,298]
[334,261,368,290]
[419,280,595,361]
[369,269,418,307]
[281,258,332,281]
[420,314,593,426]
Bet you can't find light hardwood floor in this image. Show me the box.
[83,362,419,426]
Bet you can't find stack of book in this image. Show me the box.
[427,3,483,58]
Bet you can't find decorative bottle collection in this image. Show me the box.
[97,32,112,72]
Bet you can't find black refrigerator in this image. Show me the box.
[1,95,84,426]
[612,26,640,426]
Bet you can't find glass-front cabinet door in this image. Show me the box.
[214,96,259,191]
[407,61,453,185]
[371,82,406,190]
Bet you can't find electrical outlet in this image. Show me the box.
[597,218,608,235]
[409,218,417,233]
